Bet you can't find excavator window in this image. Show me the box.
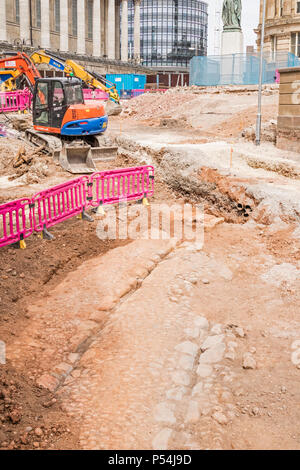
[64,83,84,105]
[35,81,50,124]
[53,81,64,106]
[36,81,48,107]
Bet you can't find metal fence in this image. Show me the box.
[190,52,300,87]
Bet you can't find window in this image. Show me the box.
[54,0,60,32]
[280,0,283,16]
[87,0,93,40]
[36,0,41,28]
[72,0,78,36]
[271,35,277,61]
[64,83,83,105]
[291,32,300,57]
[15,0,20,24]
[297,1,300,14]
[53,82,64,106]
[35,82,49,125]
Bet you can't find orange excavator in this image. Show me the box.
[0,51,40,91]
[0,51,118,173]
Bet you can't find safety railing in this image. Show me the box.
[89,166,155,207]
[0,166,154,248]
[0,89,32,113]
[0,198,33,248]
[32,176,91,237]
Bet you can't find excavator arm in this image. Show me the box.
[31,50,120,104]
[0,52,41,91]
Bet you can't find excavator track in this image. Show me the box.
[25,129,62,155]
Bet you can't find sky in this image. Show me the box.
[206,0,260,55]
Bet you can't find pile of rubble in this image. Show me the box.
[8,145,50,184]
[121,90,197,123]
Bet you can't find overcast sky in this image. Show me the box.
[241,0,260,48]
[207,0,261,55]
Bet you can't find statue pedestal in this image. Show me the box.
[221,30,244,85]
[221,29,244,56]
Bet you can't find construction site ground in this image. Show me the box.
[0,85,300,450]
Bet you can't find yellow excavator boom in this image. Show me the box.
[31,50,120,104]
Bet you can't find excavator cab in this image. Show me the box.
[33,77,107,135]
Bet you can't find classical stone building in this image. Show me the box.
[0,0,146,74]
[256,0,300,58]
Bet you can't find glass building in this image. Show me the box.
[126,0,208,69]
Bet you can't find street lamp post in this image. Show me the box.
[255,0,267,146]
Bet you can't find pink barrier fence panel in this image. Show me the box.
[0,91,19,112]
[89,166,155,207]
[0,90,32,113]
[0,167,155,248]
[0,198,33,247]
[83,89,109,100]
[32,176,91,232]
[131,89,145,98]
[18,90,32,111]
[144,89,168,94]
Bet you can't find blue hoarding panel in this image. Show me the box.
[190,52,300,87]
[106,74,146,94]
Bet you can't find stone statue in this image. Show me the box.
[222,0,242,31]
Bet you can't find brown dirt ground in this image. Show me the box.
[0,88,299,450]
[0,147,181,450]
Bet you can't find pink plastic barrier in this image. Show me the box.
[131,89,145,98]
[144,89,168,94]
[275,70,280,84]
[0,166,155,248]
[0,198,33,247]
[32,176,90,232]
[89,166,155,207]
[0,89,32,113]
[83,89,109,100]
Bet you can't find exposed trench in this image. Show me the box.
[113,136,258,224]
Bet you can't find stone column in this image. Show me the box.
[134,0,141,61]
[41,0,50,48]
[0,0,7,41]
[77,0,86,54]
[93,0,101,56]
[121,0,128,62]
[60,0,69,52]
[19,0,31,44]
[115,0,121,59]
[107,0,116,59]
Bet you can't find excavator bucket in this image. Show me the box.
[90,145,118,162]
[58,144,96,174]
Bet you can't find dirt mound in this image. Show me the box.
[0,364,78,449]
[121,91,197,123]
[242,120,277,144]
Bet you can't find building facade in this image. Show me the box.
[124,0,208,69]
[0,0,208,76]
[256,0,300,58]
[0,0,142,62]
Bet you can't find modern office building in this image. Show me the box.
[256,0,300,58]
[124,0,208,70]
